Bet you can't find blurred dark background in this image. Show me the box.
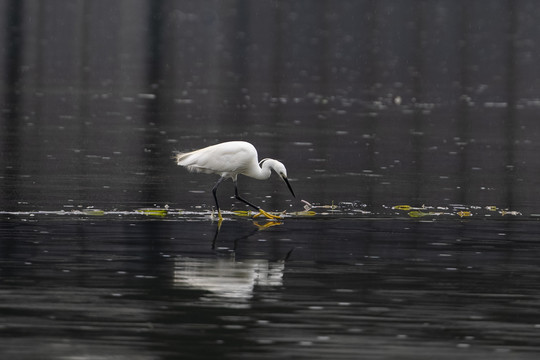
[2,0,540,213]
[3,3,540,359]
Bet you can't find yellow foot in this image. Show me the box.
[212,209,224,222]
[253,209,284,220]
[216,217,223,230]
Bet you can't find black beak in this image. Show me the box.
[282,176,296,198]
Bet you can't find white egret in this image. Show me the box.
[174,141,295,220]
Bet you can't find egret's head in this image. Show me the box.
[260,158,295,198]
[272,161,288,179]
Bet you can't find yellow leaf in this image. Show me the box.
[82,209,105,216]
[393,205,412,211]
[137,208,168,216]
[408,211,427,218]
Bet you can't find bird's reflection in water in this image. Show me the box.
[175,220,289,306]
[173,256,285,305]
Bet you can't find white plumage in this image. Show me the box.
[175,141,295,220]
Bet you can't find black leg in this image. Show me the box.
[212,177,226,214]
[234,179,260,211]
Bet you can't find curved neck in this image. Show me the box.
[251,159,274,180]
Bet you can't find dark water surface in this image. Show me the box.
[1,216,540,360]
[3,1,540,359]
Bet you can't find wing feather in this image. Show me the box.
[174,141,256,177]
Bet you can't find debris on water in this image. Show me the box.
[136,208,169,217]
[408,211,427,218]
[387,204,526,219]
[233,210,253,217]
[324,203,339,210]
[500,210,522,216]
[82,209,105,216]
[301,200,313,211]
[289,210,317,217]
[408,211,445,218]
[392,205,428,211]
[0,203,526,221]
[338,202,355,210]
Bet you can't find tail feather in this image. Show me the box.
[174,151,195,167]
[173,151,187,164]
[174,150,211,174]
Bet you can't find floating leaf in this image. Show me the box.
[82,209,105,216]
[137,208,168,216]
[408,211,428,218]
[291,210,317,217]
[393,205,412,211]
[409,211,445,218]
